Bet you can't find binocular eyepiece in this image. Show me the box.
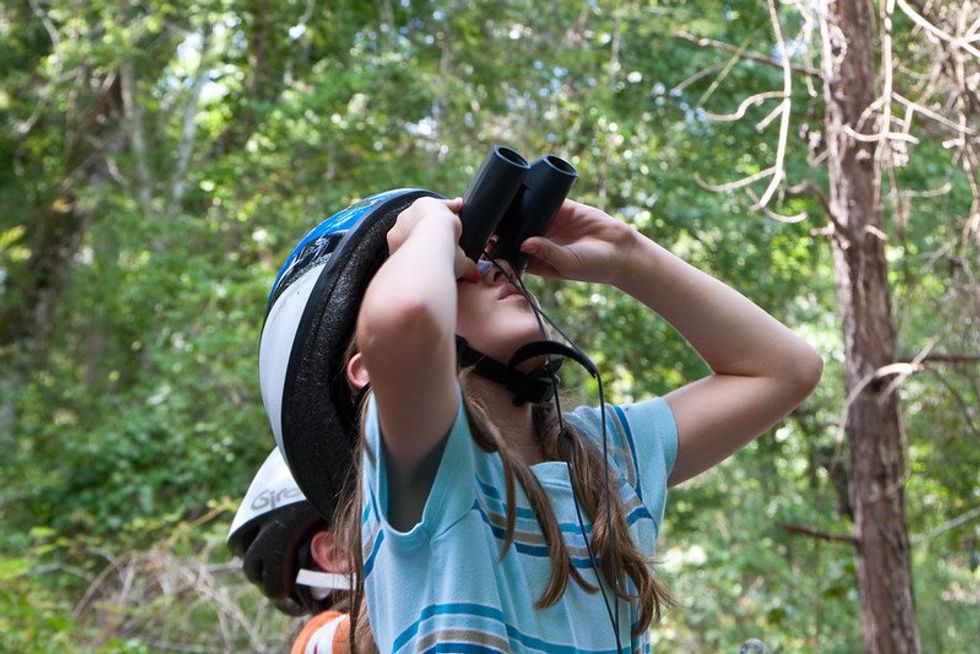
[458,145,578,273]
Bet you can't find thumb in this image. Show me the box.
[445,197,464,213]
[520,237,567,278]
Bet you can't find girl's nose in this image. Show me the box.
[478,258,517,284]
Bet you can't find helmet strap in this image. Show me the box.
[295,569,356,592]
[456,337,595,405]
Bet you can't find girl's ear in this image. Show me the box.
[346,352,370,392]
[309,530,347,573]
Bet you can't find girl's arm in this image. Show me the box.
[356,197,473,521]
[522,200,823,486]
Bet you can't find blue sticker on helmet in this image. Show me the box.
[268,189,420,305]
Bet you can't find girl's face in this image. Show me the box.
[456,259,544,363]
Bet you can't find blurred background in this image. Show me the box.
[1,1,977,652]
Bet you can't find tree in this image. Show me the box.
[820,2,919,650]
[686,0,979,650]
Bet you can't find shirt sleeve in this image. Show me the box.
[566,397,679,526]
[361,385,478,544]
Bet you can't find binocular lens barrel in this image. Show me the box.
[458,146,578,271]
[492,155,577,271]
[458,146,530,261]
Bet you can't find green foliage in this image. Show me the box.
[1,0,977,651]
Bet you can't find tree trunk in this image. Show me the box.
[820,2,921,652]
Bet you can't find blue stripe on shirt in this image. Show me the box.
[363,529,385,576]
[612,405,644,503]
[396,603,620,654]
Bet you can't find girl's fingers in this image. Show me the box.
[455,248,479,281]
[521,236,564,267]
[523,256,561,279]
[520,237,566,278]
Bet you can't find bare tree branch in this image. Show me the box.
[120,61,153,215]
[910,505,980,545]
[899,352,980,363]
[783,523,858,545]
[893,92,978,135]
[748,0,794,210]
[694,166,777,193]
[167,27,213,216]
[897,0,980,59]
[671,30,821,78]
[704,91,783,123]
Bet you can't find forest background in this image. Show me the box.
[1,1,977,652]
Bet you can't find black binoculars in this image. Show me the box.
[458,145,578,273]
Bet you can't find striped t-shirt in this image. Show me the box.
[360,387,678,653]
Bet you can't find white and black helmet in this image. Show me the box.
[227,448,350,615]
[259,189,442,521]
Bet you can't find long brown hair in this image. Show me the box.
[460,369,673,633]
[332,344,673,648]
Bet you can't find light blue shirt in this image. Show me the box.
[360,388,678,653]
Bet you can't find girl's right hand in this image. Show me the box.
[520,199,638,285]
[387,196,477,281]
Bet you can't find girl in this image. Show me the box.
[339,195,823,652]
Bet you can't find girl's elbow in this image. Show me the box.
[794,347,824,396]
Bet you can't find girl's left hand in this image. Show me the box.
[520,199,639,285]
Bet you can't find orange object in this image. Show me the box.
[290,610,350,654]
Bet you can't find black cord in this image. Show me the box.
[489,258,625,653]
[554,392,618,635]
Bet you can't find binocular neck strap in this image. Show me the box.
[456,337,592,406]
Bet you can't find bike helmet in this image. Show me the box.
[259,189,442,521]
[227,448,351,616]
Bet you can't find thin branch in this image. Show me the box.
[671,62,726,95]
[694,166,777,193]
[120,60,153,215]
[29,563,93,583]
[880,337,936,399]
[703,91,786,122]
[73,553,124,618]
[898,352,980,364]
[790,0,821,98]
[28,0,60,48]
[751,0,793,210]
[755,102,785,132]
[745,187,807,223]
[910,505,980,545]
[920,367,980,438]
[896,0,980,59]
[167,27,213,216]
[893,92,978,135]
[783,523,858,545]
[834,361,926,453]
[899,181,953,198]
[695,45,748,107]
[876,0,897,215]
[672,30,821,78]
[843,124,920,144]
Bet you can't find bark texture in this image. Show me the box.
[820,2,921,652]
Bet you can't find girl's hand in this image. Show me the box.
[388,196,477,281]
[520,199,639,285]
